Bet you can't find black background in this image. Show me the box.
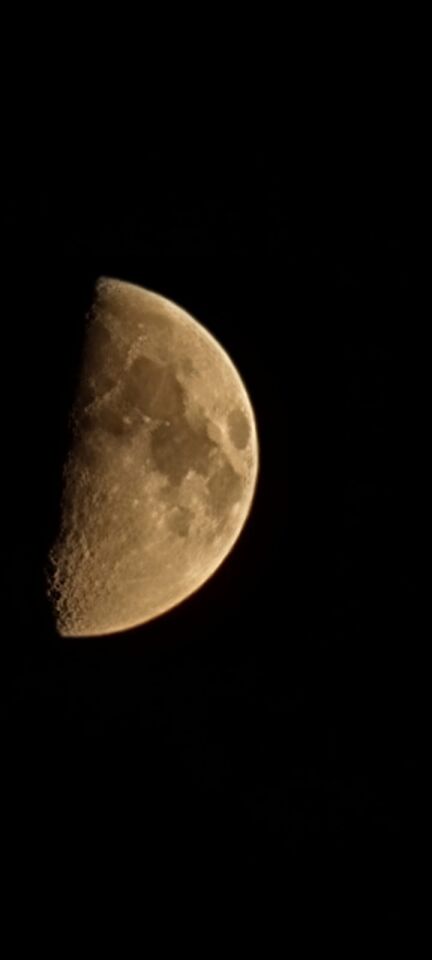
[2,144,424,924]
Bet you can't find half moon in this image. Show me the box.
[47,277,259,636]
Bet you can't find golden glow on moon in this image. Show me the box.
[47,278,259,636]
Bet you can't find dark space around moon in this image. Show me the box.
[1,147,424,922]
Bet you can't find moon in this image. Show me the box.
[47,277,259,636]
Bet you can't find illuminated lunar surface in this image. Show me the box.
[47,278,259,636]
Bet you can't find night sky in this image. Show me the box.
[2,144,423,925]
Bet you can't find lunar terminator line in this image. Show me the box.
[47,277,259,636]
